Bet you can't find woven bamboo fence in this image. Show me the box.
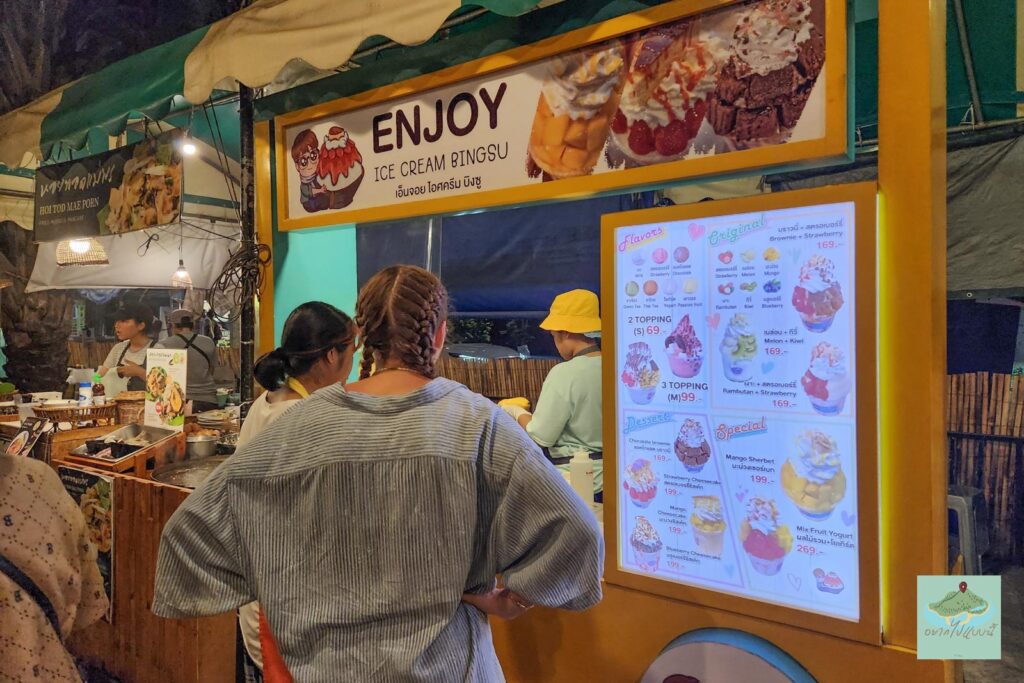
[435,356,559,410]
[68,340,241,377]
[947,372,1024,562]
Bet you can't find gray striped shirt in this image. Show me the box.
[153,379,603,681]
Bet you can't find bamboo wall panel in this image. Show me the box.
[946,372,1024,563]
[436,356,559,410]
[68,340,241,378]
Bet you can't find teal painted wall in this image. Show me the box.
[271,223,361,378]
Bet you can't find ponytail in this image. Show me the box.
[254,302,356,389]
[253,348,290,390]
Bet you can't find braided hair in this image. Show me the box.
[356,265,448,380]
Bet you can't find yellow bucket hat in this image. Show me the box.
[540,289,601,334]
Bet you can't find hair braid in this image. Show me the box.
[355,265,448,380]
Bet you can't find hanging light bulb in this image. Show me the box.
[181,139,197,156]
[171,221,192,287]
[68,238,92,254]
[171,259,193,288]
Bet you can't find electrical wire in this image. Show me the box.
[177,218,239,241]
[207,241,271,322]
[201,103,242,219]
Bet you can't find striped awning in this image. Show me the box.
[0,0,558,168]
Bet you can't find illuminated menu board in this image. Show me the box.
[614,200,859,621]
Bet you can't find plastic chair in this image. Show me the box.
[947,485,989,575]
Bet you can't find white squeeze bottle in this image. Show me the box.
[569,451,595,504]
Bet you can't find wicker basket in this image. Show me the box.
[33,403,118,425]
[115,398,146,425]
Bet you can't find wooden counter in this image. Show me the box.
[66,471,235,683]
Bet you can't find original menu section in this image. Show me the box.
[615,201,859,621]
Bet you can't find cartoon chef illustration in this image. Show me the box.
[291,129,327,212]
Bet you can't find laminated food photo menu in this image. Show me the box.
[612,196,861,621]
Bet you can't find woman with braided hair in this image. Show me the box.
[154,265,603,682]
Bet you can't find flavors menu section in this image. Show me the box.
[614,201,860,621]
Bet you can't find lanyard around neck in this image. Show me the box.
[286,377,310,398]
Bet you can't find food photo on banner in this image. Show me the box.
[145,349,188,431]
[33,130,184,242]
[58,466,115,622]
[281,0,829,223]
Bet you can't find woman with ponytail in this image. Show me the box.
[155,266,603,682]
[236,301,356,683]
[239,301,357,447]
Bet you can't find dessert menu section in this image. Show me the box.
[615,201,860,621]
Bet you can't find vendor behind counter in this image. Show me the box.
[501,289,603,496]
[96,303,155,394]
[157,309,218,412]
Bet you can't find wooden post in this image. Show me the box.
[877,0,950,651]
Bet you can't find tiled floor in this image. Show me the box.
[963,566,1024,682]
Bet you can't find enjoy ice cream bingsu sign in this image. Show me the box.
[278,0,841,227]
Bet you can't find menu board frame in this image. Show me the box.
[600,182,879,644]
[274,0,850,231]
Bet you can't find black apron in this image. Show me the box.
[175,333,213,371]
[117,340,154,392]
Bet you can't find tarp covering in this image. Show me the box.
[771,133,1024,297]
[27,222,238,292]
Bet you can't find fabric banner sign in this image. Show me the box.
[34,131,184,242]
[278,0,844,228]
[58,466,114,622]
[145,348,187,431]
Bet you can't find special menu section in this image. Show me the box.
[614,200,860,621]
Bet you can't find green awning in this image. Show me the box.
[0,0,554,167]
[40,27,210,156]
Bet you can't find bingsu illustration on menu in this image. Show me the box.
[665,314,704,377]
[622,341,660,404]
[613,197,860,621]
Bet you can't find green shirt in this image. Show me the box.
[527,355,603,491]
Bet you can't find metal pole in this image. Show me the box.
[952,0,985,125]
[239,84,256,405]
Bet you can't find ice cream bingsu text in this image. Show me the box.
[371,83,510,191]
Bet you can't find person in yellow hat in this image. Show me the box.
[500,289,603,499]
